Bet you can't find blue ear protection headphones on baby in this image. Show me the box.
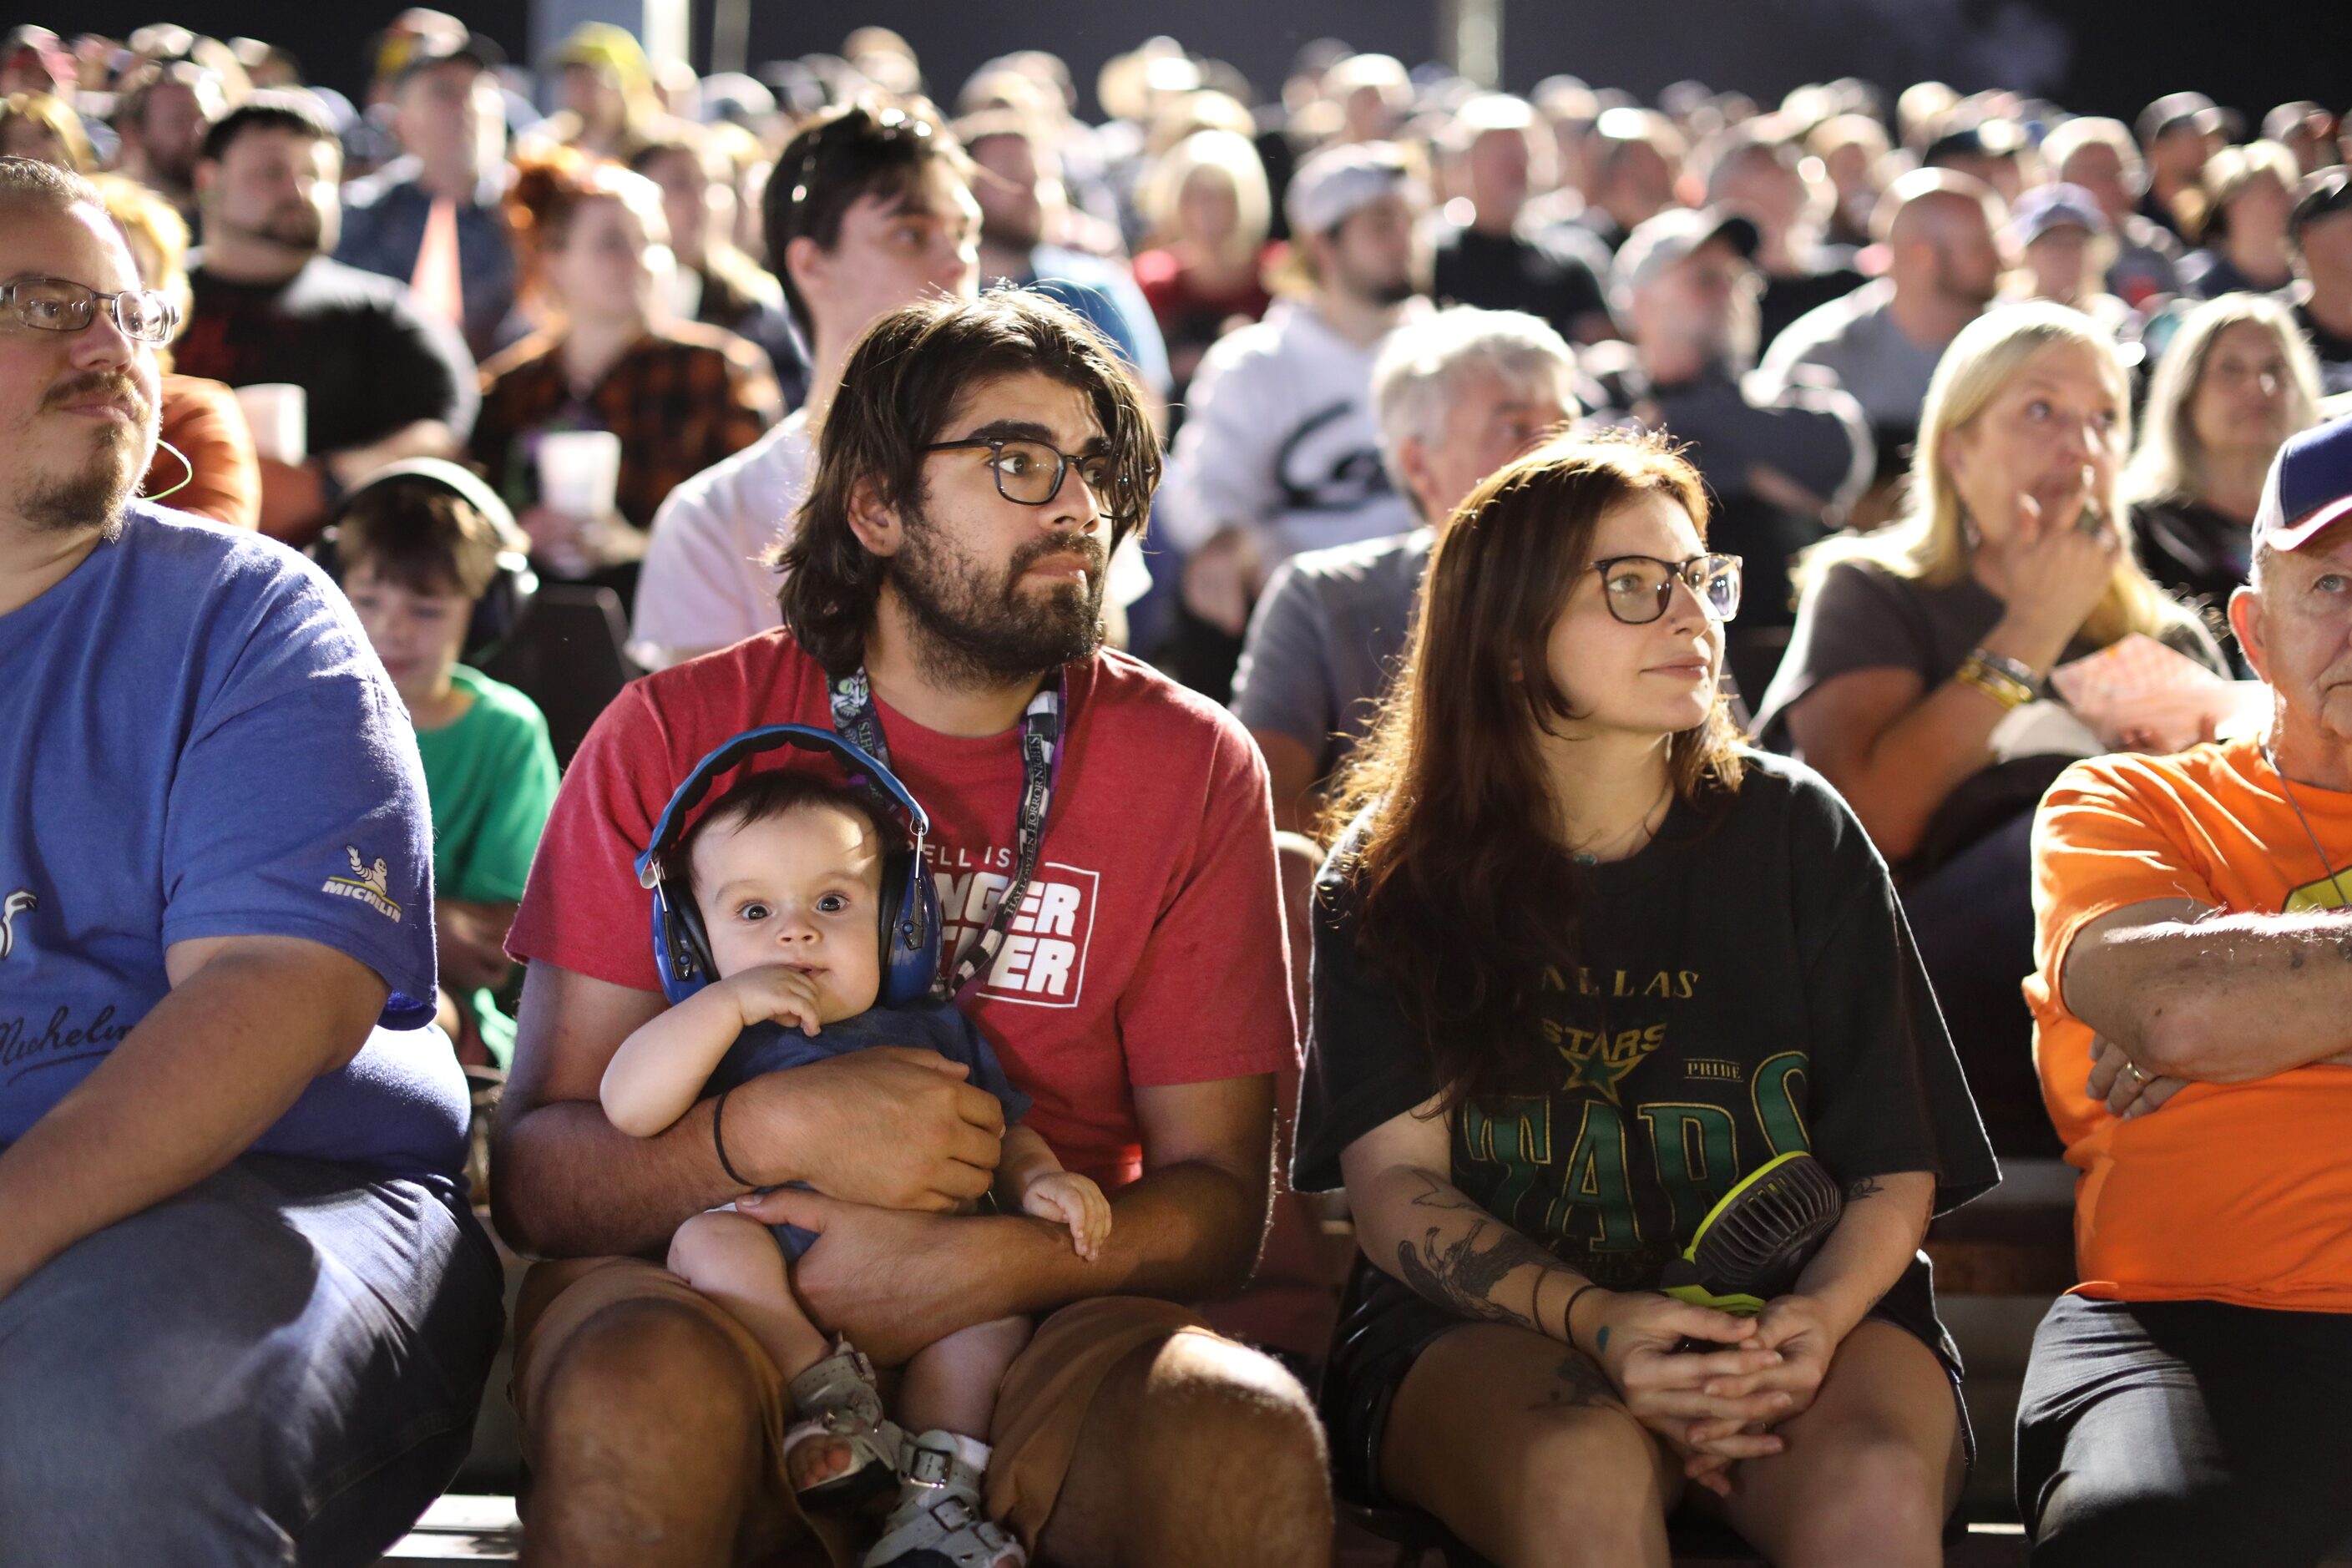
[635,725,942,1008]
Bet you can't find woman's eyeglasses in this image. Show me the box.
[1,276,180,345]
[1590,553,1743,625]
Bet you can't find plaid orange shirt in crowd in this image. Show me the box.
[468,321,783,531]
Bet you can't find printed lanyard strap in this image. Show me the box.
[828,665,1064,1001]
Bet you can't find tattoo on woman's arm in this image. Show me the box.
[1844,1176,1886,1201]
[1393,1217,1563,1330]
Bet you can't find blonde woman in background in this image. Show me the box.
[2127,292,2322,622]
[1131,128,1275,403]
[1753,302,2223,1154]
[92,172,262,529]
[0,91,92,171]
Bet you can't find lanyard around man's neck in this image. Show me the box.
[827,665,1066,1003]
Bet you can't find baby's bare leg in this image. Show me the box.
[666,1211,829,1383]
[897,1316,1034,1440]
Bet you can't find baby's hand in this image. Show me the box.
[724,964,827,1036]
[1022,1171,1112,1261]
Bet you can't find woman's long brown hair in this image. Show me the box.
[1324,430,1747,1110]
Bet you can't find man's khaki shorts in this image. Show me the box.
[512,1256,1220,1565]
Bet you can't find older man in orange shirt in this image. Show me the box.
[2019,413,2352,1567]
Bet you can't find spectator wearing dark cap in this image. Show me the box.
[337,29,518,364]
[1924,118,2029,209]
[2006,184,2135,337]
[1704,124,1869,348]
[2043,116,2184,310]
[2137,91,2225,243]
[1599,206,1871,630]
[2184,140,2299,301]
[2264,101,2339,177]
[2290,168,2352,394]
[173,91,478,543]
[1428,93,1615,344]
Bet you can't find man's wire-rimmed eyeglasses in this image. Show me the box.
[2,276,180,345]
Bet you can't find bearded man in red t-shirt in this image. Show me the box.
[489,290,1331,1567]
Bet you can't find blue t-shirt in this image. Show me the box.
[0,505,466,1180]
[702,1001,1032,1125]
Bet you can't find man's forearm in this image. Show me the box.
[2073,910,2352,1082]
[492,1096,739,1259]
[999,1156,1270,1309]
[0,941,378,1296]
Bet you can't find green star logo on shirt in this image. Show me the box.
[1556,1029,1662,1104]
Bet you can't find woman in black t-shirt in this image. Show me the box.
[1295,432,1996,1567]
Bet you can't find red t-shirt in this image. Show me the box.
[508,633,1299,1189]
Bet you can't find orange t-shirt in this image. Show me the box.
[2026,734,2352,1310]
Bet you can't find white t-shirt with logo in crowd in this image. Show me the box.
[1160,298,1420,569]
[629,407,812,669]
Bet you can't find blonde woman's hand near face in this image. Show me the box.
[1995,463,2120,647]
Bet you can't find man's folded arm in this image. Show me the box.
[2063,897,2352,1082]
[0,933,386,1298]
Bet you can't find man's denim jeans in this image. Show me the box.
[0,1152,504,1566]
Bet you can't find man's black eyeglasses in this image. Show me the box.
[1591,553,1743,624]
[926,437,1116,513]
[1,276,180,345]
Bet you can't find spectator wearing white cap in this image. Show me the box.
[2184,140,2299,301]
[1594,206,1872,633]
[2005,183,2136,337]
[1156,139,1427,695]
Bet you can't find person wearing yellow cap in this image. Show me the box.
[534,22,666,164]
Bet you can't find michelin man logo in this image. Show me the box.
[321,847,402,922]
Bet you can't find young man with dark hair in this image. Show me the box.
[0,154,501,1562]
[2290,168,2352,397]
[630,96,979,669]
[172,89,478,544]
[494,289,1333,1568]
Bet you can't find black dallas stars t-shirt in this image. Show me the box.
[1295,752,1998,1333]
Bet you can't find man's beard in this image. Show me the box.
[888,495,1108,689]
[230,200,325,255]
[18,374,152,534]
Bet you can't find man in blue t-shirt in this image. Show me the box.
[0,155,503,1564]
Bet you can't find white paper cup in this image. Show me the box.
[234,382,306,466]
[534,429,623,518]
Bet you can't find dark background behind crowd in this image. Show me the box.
[58,0,2352,133]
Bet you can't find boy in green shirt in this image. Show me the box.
[336,463,559,1069]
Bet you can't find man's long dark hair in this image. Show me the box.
[777,291,1161,675]
[1325,431,1748,1111]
